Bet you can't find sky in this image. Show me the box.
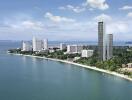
[0,0,132,41]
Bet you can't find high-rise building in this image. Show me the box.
[98,21,106,61]
[22,41,32,51]
[43,39,48,50]
[107,34,113,60]
[32,37,43,51]
[60,43,67,50]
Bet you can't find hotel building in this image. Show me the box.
[43,39,48,50]
[81,50,94,58]
[22,41,32,51]
[32,37,43,51]
[107,34,113,60]
[67,45,83,54]
[98,21,106,61]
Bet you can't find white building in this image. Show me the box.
[67,45,83,54]
[22,41,32,51]
[43,39,48,50]
[81,50,94,58]
[32,37,43,51]
[60,43,67,50]
[49,49,55,53]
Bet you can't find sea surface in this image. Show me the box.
[0,41,132,100]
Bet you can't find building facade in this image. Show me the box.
[32,37,43,51]
[43,39,48,50]
[81,50,94,58]
[98,21,106,61]
[77,46,83,53]
[22,41,32,51]
[107,34,113,60]
[60,43,67,50]
[67,45,83,54]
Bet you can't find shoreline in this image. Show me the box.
[9,53,132,82]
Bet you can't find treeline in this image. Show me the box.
[75,47,132,77]
[8,46,132,77]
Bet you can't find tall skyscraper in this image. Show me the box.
[43,39,48,50]
[32,37,43,51]
[107,34,113,60]
[98,21,106,61]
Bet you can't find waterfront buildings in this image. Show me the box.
[98,21,106,61]
[32,37,43,51]
[107,34,113,60]
[22,41,32,51]
[81,50,94,58]
[67,45,83,54]
[98,21,113,61]
[60,43,67,50]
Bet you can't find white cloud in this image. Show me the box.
[0,19,47,40]
[0,12,132,41]
[58,0,109,13]
[45,12,75,23]
[9,20,44,31]
[127,12,132,18]
[86,0,109,10]
[93,14,132,35]
[59,5,86,13]
[94,14,112,22]
[106,22,129,34]
[120,5,132,10]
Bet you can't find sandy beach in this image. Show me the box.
[9,53,132,82]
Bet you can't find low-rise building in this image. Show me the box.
[49,49,55,53]
[122,63,132,68]
[81,50,94,58]
[67,45,83,54]
[127,63,132,68]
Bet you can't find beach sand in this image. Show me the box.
[9,53,132,82]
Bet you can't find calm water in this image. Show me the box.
[0,42,132,100]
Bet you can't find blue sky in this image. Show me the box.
[0,0,132,41]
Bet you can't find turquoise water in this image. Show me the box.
[0,42,132,100]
